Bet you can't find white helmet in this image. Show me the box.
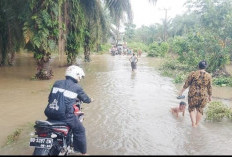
[65,65,85,80]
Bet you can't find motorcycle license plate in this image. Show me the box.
[30,137,53,149]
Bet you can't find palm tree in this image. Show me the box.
[105,0,133,46]
[105,0,157,46]
[65,0,86,65]
[80,0,109,62]
[0,0,27,66]
[23,0,59,80]
[0,0,158,80]
[72,0,158,62]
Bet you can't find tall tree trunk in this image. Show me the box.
[84,45,91,62]
[58,0,68,64]
[7,51,15,66]
[58,7,64,61]
[67,53,76,65]
[7,25,15,66]
[84,24,91,62]
[84,33,91,62]
[35,52,53,80]
[1,39,7,66]
[1,20,8,66]
[0,38,2,65]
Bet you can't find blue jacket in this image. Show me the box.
[45,76,91,120]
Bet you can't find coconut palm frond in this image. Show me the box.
[105,0,133,24]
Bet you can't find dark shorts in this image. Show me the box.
[131,62,137,69]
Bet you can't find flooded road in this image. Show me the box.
[0,53,232,155]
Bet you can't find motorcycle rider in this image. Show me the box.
[44,65,93,155]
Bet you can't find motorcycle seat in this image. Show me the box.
[35,120,67,126]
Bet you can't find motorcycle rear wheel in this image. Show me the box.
[33,148,49,155]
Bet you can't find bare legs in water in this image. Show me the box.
[190,109,203,127]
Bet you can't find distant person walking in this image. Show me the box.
[129,53,138,72]
[137,49,142,57]
[178,61,212,127]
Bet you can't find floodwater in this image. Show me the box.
[0,53,232,155]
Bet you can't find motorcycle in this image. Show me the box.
[29,101,84,155]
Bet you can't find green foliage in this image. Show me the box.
[148,42,169,57]
[124,23,136,42]
[148,42,160,57]
[205,101,232,121]
[206,50,230,73]
[6,128,23,145]
[24,0,59,55]
[169,30,231,74]
[134,24,161,45]
[161,70,173,78]
[169,13,199,37]
[0,0,28,65]
[169,36,189,55]
[160,42,169,56]
[127,0,232,79]
[127,42,149,52]
[174,73,188,84]
[66,0,86,65]
[159,57,194,83]
[97,43,111,53]
[161,58,190,71]
[80,0,111,62]
[21,0,60,79]
[213,76,232,87]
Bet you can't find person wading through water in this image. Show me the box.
[129,53,138,72]
[178,61,212,127]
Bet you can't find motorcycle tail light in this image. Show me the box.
[38,133,48,137]
[35,127,51,136]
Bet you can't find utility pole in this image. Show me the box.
[159,7,170,41]
[164,8,168,41]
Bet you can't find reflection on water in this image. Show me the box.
[131,72,136,80]
[0,54,232,155]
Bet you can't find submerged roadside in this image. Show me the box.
[0,54,231,155]
[0,123,34,155]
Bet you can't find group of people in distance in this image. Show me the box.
[109,44,141,72]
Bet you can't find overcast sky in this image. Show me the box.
[130,0,187,28]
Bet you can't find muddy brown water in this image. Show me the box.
[0,53,232,155]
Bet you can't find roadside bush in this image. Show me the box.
[170,31,231,74]
[148,42,169,57]
[6,128,23,145]
[161,58,190,71]
[206,51,230,74]
[161,70,173,78]
[205,101,232,121]
[148,42,160,57]
[97,43,111,54]
[127,42,149,52]
[174,73,188,84]
[160,42,169,57]
[159,58,189,83]
[169,36,190,56]
[213,76,232,87]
